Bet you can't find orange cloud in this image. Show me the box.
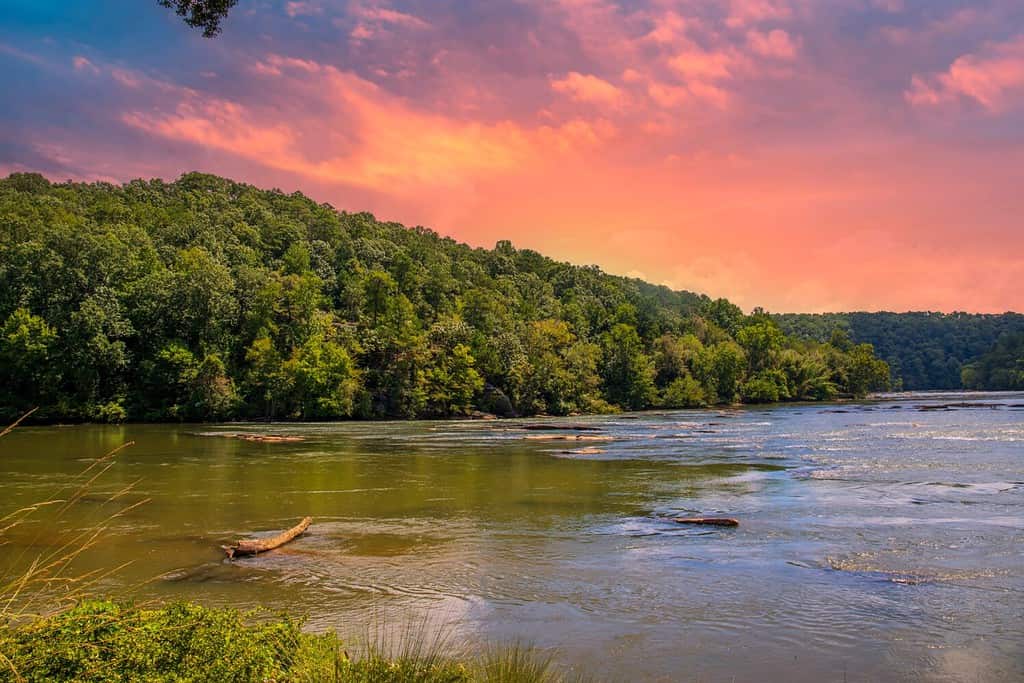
[119,57,617,199]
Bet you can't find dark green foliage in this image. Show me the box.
[157,0,238,37]
[961,333,1024,390]
[0,172,889,421]
[774,312,1024,390]
[0,600,302,682]
[0,600,577,682]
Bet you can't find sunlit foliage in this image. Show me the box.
[0,172,890,421]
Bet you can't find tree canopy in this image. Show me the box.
[961,333,1024,390]
[774,312,1024,390]
[158,0,238,37]
[0,172,891,422]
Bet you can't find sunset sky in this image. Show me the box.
[1,0,1022,313]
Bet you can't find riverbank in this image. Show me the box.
[0,393,893,427]
[0,600,573,682]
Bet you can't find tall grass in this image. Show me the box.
[0,411,145,626]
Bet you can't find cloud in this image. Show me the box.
[668,46,739,81]
[118,56,613,197]
[72,55,99,74]
[550,71,624,105]
[726,0,793,28]
[746,29,798,59]
[4,0,1024,312]
[646,82,690,108]
[906,35,1024,111]
[642,11,691,44]
[352,3,430,29]
[285,1,321,18]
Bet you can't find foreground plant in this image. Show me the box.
[0,600,580,682]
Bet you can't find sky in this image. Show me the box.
[1,0,1022,313]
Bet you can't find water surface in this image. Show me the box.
[2,392,1022,681]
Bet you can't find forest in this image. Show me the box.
[774,312,1024,391]
[0,172,891,422]
[960,333,1024,390]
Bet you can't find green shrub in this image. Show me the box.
[0,600,302,682]
[0,601,579,682]
[92,401,128,424]
[660,375,707,408]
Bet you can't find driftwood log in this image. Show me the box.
[203,433,305,443]
[673,517,739,527]
[224,517,312,559]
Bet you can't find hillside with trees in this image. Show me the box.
[774,312,1024,390]
[960,333,1024,390]
[0,172,890,422]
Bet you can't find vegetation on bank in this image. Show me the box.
[774,311,1024,391]
[0,172,889,423]
[0,600,574,682]
[961,333,1024,390]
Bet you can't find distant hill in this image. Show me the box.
[773,312,1024,390]
[0,172,890,421]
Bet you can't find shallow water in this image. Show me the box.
[2,392,1022,681]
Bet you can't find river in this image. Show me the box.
[1,392,1022,681]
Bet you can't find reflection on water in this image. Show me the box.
[1,392,1022,681]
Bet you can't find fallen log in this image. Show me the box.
[673,517,739,527]
[195,432,306,443]
[224,517,312,559]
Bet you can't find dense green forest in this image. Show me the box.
[0,172,890,422]
[960,333,1024,390]
[774,312,1024,391]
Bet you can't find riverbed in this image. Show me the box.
[2,392,1021,681]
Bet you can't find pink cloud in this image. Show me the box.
[550,71,624,106]
[907,35,1024,111]
[642,11,691,44]
[646,82,690,108]
[668,47,738,81]
[746,29,798,59]
[726,0,793,28]
[72,55,99,74]
[285,1,321,18]
[352,4,430,29]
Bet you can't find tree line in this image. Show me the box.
[960,333,1024,390]
[774,312,1024,391]
[0,172,890,422]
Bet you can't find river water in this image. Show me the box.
[2,392,1022,681]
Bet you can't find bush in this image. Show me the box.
[0,601,577,682]
[0,600,302,682]
[740,376,780,403]
[661,375,707,408]
[92,401,128,423]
